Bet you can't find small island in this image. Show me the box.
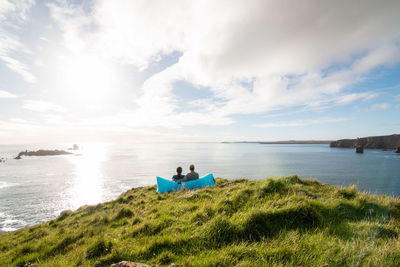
[14,149,72,159]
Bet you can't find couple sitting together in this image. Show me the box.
[172,164,199,182]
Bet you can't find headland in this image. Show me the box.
[1,176,400,266]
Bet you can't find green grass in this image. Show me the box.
[1,175,400,266]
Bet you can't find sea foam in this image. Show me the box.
[0,181,19,189]
[0,212,26,232]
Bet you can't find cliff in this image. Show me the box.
[1,176,400,266]
[330,134,400,149]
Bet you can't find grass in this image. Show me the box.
[1,175,400,266]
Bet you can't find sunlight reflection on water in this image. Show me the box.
[67,144,108,209]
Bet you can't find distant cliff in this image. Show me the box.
[330,134,400,149]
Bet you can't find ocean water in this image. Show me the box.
[1,142,399,232]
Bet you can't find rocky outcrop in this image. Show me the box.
[330,134,400,149]
[355,146,364,153]
[69,144,79,150]
[14,149,72,159]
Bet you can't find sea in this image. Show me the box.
[1,142,400,232]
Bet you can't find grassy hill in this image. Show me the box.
[1,175,400,266]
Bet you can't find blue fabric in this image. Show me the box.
[172,174,185,180]
[157,173,215,193]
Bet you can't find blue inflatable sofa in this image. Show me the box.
[157,173,215,193]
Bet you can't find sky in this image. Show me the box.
[0,0,400,144]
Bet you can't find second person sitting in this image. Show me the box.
[183,164,199,181]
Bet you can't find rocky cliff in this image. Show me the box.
[330,134,400,149]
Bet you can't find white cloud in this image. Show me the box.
[256,118,350,128]
[46,0,400,128]
[22,100,66,113]
[0,0,36,83]
[0,55,36,83]
[0,89,17,98]
[0,0,34,21]
[370,103,390,111]
[334,92,379,105]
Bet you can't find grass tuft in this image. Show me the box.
[114,208,134,220]
[204,217,240,244]
[243,204,321,240]
[50,233,83,255]
[259,179,287,197]
[337,185,358,199]
[86,239,113,259]
[56,210,72,221]
[157,251,176,265]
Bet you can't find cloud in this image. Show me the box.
[370,103,390,111]
[47,0,400,128]
[0,0,36,83]
[256,118,350,128]
[0,90,17,98]
[333,92,379,105]
[22,100,66,113]
[0,55,36,83]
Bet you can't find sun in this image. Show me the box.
[59,53,115,108]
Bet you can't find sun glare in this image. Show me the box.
[68,144,108,209]
[60,54,115,108]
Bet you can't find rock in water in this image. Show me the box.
[69,144,79,150]
[355,146,364,153]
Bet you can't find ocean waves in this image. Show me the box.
[0,181,19,190]
[0,212,26,232]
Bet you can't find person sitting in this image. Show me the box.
[172,166,185,181]
[183,164,199,181]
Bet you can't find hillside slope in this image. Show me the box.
[1,176,400,266]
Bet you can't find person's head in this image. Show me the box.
[176,166,182,174]
[189,164,195,171]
